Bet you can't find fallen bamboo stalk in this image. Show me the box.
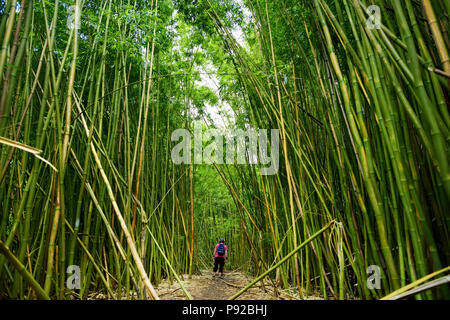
[147,226,193,300]
[228,221,335,300]
[387,275,450,300]
[0,240,50,300]
[73,93,160,300]
[381,266,450,300]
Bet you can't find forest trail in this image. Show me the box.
[156,269,278,300]
[2,0,448,301]
[155,269,321,300]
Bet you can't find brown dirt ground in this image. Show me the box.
[154,269,322,300]
[85,269,324,300]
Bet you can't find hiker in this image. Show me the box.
[212,238,227,278]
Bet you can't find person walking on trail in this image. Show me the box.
[213,238,227,278]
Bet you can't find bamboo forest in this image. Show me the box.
[0,0,449,301]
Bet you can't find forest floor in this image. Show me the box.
[85,269,323,300]
[155,269,322,300]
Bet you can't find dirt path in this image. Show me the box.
[85,269,323,300]
[155,269,281,300]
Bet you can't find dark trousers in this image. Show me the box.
[213,257,225,273]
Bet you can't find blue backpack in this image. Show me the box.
[217,243,225,256]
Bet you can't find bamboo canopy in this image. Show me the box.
[0,0,448,300]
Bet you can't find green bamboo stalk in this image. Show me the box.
[229,221,335,300]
